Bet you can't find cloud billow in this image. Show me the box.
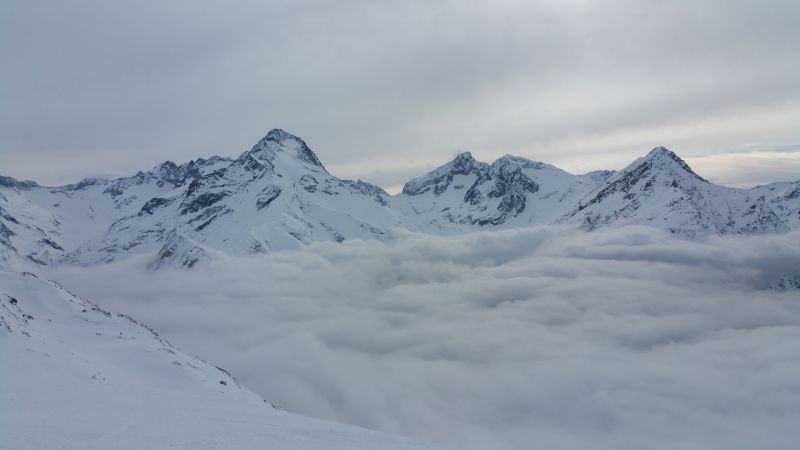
[50,226,800,450]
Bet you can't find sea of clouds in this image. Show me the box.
[50,225,800,450]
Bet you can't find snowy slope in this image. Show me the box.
[0,270,444,450]
[0,156,230,268]
[64,130,405,266]
[0,130,404,267]
[396,147,798,237]
[559,147,798,236]
[392,152,607,230]
[1,130,798,268]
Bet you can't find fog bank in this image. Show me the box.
[50,226,800,450]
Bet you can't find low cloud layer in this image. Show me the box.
[50,226,800,450]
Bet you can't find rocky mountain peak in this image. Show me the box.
[491,155,528,173]
[451,151,476,165]
[632,146,706,182]
[264,128,300,142]
[402,152,489,196]
[0,176,39,190]
[247,128,325,170]
[156,160,181,180]
[490,155,555,174]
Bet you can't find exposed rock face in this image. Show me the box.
[773,273,800,290]
[462,156,540,225]
[139,197,175,216]
[393,152,603,229]
[148,233,211,270]
[256,186,282,210]
[402,152,488,196]
[249,128,325,169]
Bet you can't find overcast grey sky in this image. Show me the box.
[2,0,799,191]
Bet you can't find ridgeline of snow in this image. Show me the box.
[1,130,798,269]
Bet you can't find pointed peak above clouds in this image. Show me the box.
[624,146,707,182]
[263,128,303,142]
[247,128,325,169]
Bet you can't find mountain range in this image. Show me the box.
[2,128,798,269]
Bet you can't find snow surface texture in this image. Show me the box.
[0,270,445,450]
[1,130,798,269]
[50,226,800,450]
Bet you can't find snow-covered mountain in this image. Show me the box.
[1,129,798,269]
[0,155,232,268]
[559,147,800,236]
[394,146,799,237]
[0,129,403,268]
[391,152,608,229]
[0,269,445,449]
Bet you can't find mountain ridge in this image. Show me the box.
[1,129,798,269]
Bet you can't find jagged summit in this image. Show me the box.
[563,146,764,235]
[492,154,527,168]
[646,145,672,155]
[490,154,559,173]
[401,152,571,199]
[0,176,40,190]
[402,151,489,196]
[452,151,475,162]
[628,146,706,182]
[36,156,232,194]
[246,128,325,170]
[263,128,302,142]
